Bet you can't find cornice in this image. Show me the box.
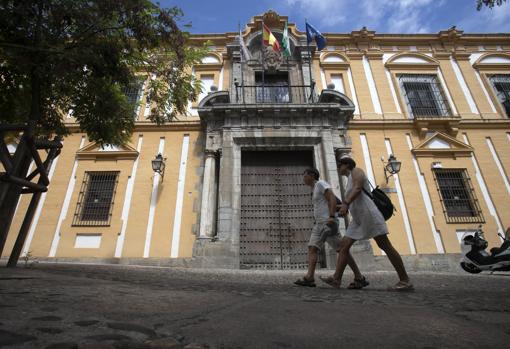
[348,119,510,130]
[66,121,203,133]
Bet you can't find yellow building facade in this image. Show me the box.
[3,11,510,269]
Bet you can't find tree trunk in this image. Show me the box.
[0,138,32,257]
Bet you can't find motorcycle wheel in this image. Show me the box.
[460,262,482,274]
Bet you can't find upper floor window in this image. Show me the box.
[198,74,215,103]
[433,168,483,224]
[399,74,451,118]
[73,171,119,226]
[255,72,290,103]
[122,80,144,119]
[489,74,510,117]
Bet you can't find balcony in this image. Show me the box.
[197,85,355,132]
[233,83,316,104]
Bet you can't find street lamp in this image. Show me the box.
[383,154,401,183]
[151,153,166,178]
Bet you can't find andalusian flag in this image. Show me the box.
[263,23,280,52]
[281,22,291,58]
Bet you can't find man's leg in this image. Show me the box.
[329,234,362,280]
[374,234,410,282]
[305,245,319,280]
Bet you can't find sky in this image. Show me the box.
[160,0,510,34]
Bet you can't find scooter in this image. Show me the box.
[460,226,510,274]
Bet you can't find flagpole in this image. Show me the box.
[239,21,245,104]
[305,20,314,103]
[261,20,265,103]
[285,22,291,103]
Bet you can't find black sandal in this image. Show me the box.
[347,276,369,289]
[294,277,316,287]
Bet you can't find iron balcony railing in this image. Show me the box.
[233,82,317,104]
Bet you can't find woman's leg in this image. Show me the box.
[347,252,363,280]
[374,234,409,282]
[333,237,356,282]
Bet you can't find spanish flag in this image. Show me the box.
[263,23,280,52]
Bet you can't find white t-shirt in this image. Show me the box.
[312,180,334,222]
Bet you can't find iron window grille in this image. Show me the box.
[399,74,452,118]
[433,168,484,224]
[73,171,120,226]
[489,74,510,117]
[122,79,144,120]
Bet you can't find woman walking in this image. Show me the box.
[321,156,413,291]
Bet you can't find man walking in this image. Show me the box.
[294,168,367,288]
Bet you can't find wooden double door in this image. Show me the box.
[240,151,325,269]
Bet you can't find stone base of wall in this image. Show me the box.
[2,252,464,273]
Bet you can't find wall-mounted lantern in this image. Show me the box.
[151,153,166,178]
[383,154,401,183]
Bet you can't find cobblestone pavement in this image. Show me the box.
[1,263,510,349]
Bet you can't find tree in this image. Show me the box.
[477,0,507,10]
[0,0,205,263]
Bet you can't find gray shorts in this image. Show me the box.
[308,220,341,251]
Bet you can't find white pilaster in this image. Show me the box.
[115,135,143,257]
[23,141,63,256]
[463,134,504,238]
[406,135,444,253]
[49,137,85,257]
[170,134,190,258]
[362,55,382,114]
[347,67,360,116]
[143,137,165,258]
[385,139,416,254]
[486,137,510,195]
[450,57,479,114]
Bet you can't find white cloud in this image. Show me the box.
[457,2,510,33]
[283,0,441,33]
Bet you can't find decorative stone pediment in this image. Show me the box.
[411,132,473,157]
[76,142,139,160]
[386,52,439,69]
[473,53,510,70]
[320,52,350,69]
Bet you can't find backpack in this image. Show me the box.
[361,183,395,221]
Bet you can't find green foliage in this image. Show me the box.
[0,0,205,145]
[477,0,507,10]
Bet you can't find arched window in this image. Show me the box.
[386,53,453,119]
[474,53,510,117]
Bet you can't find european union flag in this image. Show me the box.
[305,22,327,51]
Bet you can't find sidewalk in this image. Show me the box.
[1,263,509,348]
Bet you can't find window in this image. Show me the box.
[198,74,215,103]
[399,74,451,118]
[122,80,143,119]
[489,74,510,117]
[73,171,119,226]
[255,72,290,103]
[433,169,484,223]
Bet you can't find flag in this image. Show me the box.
[281,22,291,58]
[305,22,327,51]
[263,23,281,52]
[239,28,251,61]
